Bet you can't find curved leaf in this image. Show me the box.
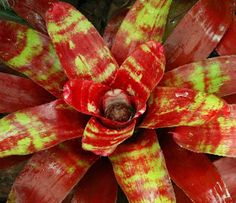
[8,0,58,33]
[82,117,136,156]
[0,100,87,157]
[63,79,110,117]
[217,16,236,55]
[0,20,67,97]
[111,0,172,64]
[140,87,228,128]
[161,56,236,97]
[173,104,236,157]
[0,72,54,113]
[46,2,118,85]
[111,41,165,102]
[214,158,236,200]
[109,129,176,203]
[161,136,233,202]
[71,158,117,203]
[8,140,98,203]
[103,9,128,49]
[164,0,234,70]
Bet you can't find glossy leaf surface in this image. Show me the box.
[109,130,176,203]
[173,104,236,157]
[214,158,236,200]
[140,87,228,128]
[161,56,236,97]
[111,0,172,64]
[0,20,66,97]
[46,2,118,85]
[172,184,192,203]
[217,16,236,55]
[71,158,117,203]
[111,41,165,102]
[161,136,233,202]
[8,0,58,33]
[0,73,54,113]
[164,0,234,70]
[8,140,98,203]
[0,100,87,157]
[82,117,136,156]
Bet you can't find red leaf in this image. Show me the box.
[103,9,128,49]
[161,136,233,202]
[0,100,88,157]
[223,94,236,104]
[46,2,118,85]
[8,140,98,203]
[0,21,67,97]
[82,117,136,156]
[164,0,234,70]
[161,56,236,97]
[111,41,165,102]
[0,155,30,170]
[63,79,110,117]
[111,0,172,64]
[217,16,236,55]
[172,184,192,203]
[109,129,176,202]
[173,104,236,157]
[8,0,58,33]
[0,72,54,113]
[140,87,228,128]
[71,158,117,203]
[214,158,236,201]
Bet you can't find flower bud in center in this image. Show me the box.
[104,102,132,122]
[103,89,134,122]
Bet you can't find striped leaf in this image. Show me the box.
[0,20,67,97]
[0,100,87,157]
[173,104,236,157]
[109,129,176,203]
[111,0,172,64]
[46,2,118,85]
[111,41,165,102]
[161,56,236,97]
[82,117,136,156]
[140,87,228,128]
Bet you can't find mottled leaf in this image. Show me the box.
[46,2,118,85]
[82,117,136,156]
[140,87,228,128]
[0,20,67,97]
[173,104,236,157]
[111,0,172,64]
[109,129,176,203]
[0,100,87,157]
[8,140,98,203]
[111,41,165,102]
[161,56,236,97]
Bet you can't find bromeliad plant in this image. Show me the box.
[1,0,236,202]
